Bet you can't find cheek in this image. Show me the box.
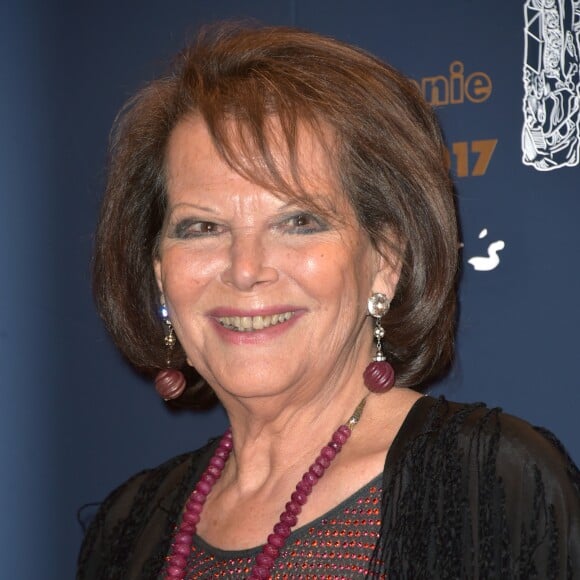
[158,247,218,305]
[296,243,374,302]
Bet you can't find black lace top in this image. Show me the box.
[77,397,580,579]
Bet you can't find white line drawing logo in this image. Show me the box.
[467,228,506,272]
[522,0,580,171]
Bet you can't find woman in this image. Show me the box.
[78,25,579,579]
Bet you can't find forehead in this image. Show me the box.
[164,114,348,216]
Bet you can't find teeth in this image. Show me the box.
[218,312,295,332]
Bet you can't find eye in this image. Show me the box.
[280,212,328,234]
[171,219,225,239]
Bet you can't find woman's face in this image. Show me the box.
[154,116,399,404]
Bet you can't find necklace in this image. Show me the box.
[163,396,368,579]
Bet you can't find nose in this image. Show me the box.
[220,230,278,291]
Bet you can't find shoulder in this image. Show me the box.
[408,395,579,491]
[435,397,577,480]
[377,396,580,576]
[77,438,219,580]
[90,440,216,527]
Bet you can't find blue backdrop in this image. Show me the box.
[1,1,578,578]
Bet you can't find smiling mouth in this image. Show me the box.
[217,312,295,332]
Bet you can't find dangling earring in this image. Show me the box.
[154,303,187,401]
[363,293,396,393]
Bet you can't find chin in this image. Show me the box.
[211,370,301,403]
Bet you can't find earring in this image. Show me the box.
[154,303,187,401]
[363,293,395,393]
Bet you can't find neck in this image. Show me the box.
[218,378,369,494]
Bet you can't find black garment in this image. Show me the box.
[77,397,580,579]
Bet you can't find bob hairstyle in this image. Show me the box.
[94,24,459,408]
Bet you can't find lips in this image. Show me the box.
[217,311,295,332]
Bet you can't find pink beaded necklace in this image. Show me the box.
[164,396,369,579]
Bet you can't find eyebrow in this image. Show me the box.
[276,200,301,211]
[167,202,219,214]
[167,198,305,216]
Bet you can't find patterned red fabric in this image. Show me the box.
[178,477,383,579]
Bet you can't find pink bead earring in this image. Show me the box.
[363,293,395,393]
[154,303,187,401]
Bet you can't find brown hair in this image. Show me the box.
[94,24,458,408]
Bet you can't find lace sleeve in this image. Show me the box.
[492,414,580,578]
[368,397,580,579]
[76,442,217,580]
[76,468,156,579]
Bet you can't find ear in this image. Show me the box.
[371,240,404,299]
[153,257,164,301]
